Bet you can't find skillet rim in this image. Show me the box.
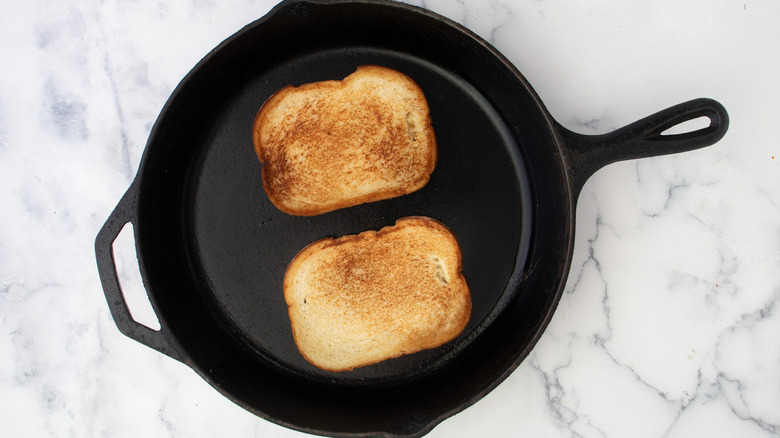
[113,0,579,436]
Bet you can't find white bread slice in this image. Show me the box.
[283,217,471,371]
[253,65,437,216]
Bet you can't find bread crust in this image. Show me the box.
[283,217,471,371]
[253,65,437,216]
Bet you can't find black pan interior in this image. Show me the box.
[189,46,531,383]
[133,1,573,434]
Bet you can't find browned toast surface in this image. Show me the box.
[253,65,437,216]
[283,217,471,371]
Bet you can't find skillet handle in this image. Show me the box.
[95,184,185,363]
[557,98,729,195]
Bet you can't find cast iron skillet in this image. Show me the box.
[95,1,728,436]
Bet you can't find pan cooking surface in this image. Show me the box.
[188,47,532,383]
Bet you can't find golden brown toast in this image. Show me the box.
[283,217,471,371]
[253,65,437,216]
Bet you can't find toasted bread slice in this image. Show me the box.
[253,65,437,216]
[283,217,471,371]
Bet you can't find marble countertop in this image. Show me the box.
[1,0,778,436]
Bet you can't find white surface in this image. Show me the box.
[1,0,779,437]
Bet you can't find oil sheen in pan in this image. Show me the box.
[189,47,533,385]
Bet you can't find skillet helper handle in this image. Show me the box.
[95,185,185,363]
[557,98,729,194]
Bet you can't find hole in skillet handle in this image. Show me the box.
[659,115,711,136]
[113,223,161,331]
[555,98,729,195]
